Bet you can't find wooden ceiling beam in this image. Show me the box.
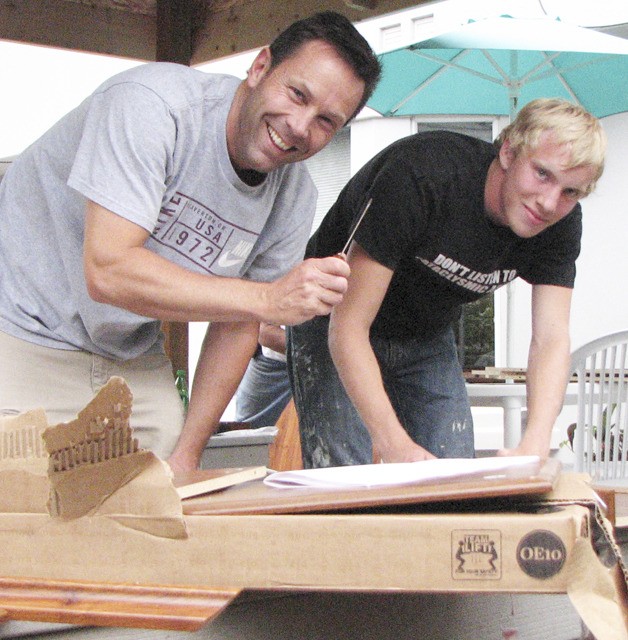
[0,0,157,61]
[156,0,193,64]
[0,0,431,65]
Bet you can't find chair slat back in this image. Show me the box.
[570,331,628,480]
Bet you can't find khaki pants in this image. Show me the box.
[0,330,184,459]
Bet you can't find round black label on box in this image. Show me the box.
[516,530,566,579]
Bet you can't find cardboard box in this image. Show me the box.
[0,491,605,592]
[1,378,626,638]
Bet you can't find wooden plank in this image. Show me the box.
[0,0,157,60]
[182,458,561,516]
[1,0,431,64]
[0,577,239,631]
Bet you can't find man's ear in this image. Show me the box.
[499,138,516,170]
[246,47,273,87]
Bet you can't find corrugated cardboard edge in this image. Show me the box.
[541,473,628,639]
[0,408,50,513]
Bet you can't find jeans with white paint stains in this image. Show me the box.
[287,317,474,468]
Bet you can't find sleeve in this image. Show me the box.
[67,82,176,232]
[352,152,432,271]
[517,206,582,287]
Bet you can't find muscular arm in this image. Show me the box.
[328,243,436,463]
[167,320,260,472]
[83,201,350,326]
[499,284,573,459]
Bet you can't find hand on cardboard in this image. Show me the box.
[262,256,350,325]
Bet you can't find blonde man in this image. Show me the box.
[289,98,606,468]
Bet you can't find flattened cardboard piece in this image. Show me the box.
[42,377,151,519]
[0,409,50,513]
[39,376,186,538]
[99,455,188,539]
[567,538,628,640]
[542,473,628,638]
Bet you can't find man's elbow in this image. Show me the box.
[84,262,116,304]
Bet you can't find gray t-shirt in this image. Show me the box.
[0,63,316,360]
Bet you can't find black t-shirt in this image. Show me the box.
[307,131,582,341]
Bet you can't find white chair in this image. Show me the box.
[569,330,628,480]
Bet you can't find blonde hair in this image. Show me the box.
[496,98,606,195]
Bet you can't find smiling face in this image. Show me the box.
[486,131,597,239]
[226,39,365,179]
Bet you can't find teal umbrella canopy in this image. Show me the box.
[368,16,628,120]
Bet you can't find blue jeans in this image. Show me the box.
[235,351,292,427]
[287,317,474,468]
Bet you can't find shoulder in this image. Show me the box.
[93,63,241,109]
[362,131,494,179]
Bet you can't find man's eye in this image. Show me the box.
[290,87,305,101]
[537,167,548,179]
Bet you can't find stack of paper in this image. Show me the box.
[264,456,541,489]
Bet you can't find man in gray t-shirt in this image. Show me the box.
[0,12,381,465]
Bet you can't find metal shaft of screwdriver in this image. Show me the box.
[340,198,373,256]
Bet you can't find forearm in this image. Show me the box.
[522,332,571,452]
[329,319,429,462]
[168,321,259,470]
[84,203,350,326]
[499,285,573,459]
[86,244,269,323]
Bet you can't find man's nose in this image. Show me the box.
[539,185,562,213]
[287,108,314,140]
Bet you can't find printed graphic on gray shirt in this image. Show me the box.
[153,192,258,276]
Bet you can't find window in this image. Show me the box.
[380,23,403,51]
[412,14,435,40]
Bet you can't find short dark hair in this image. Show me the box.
[269,11,381,122]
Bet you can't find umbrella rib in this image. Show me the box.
[535,53,582,105]
[388,49,507,115]
[530,54,616,83]
[387,50,471,115]
[409,49,506,85]
[517,52,561,84]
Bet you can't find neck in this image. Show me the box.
[225,82,267,186]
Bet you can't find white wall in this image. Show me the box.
[350,110,415,174]
[570,112,628,348]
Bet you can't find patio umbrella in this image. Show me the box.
[367,15,628,120]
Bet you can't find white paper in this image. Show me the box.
[263,456,541,489]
